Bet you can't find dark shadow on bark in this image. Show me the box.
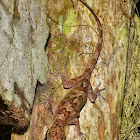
[0,124,12,140]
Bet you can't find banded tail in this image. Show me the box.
[46,119,66,140]
[79,0,103,72]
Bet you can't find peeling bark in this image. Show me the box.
[0,0,49,128]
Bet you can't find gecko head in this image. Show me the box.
[83,81,88,88]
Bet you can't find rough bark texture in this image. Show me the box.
[0,0,139,140]
[0,0,49,128]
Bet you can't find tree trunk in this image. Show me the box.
[0,0,49,132]
[0,0,139,140]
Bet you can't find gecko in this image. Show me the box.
[45,0,104,139]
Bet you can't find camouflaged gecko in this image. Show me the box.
[45,0,105,139]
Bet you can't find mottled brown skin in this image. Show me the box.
[46,0,104,139]
[47,78,90,140]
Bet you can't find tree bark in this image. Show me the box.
[0,0,139,140]
[0,0,49,128]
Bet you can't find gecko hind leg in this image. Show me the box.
[95,82,106,101]
[88,82,106,103]
[40,94,51,107]
[40,94,57,115]
[50,64,68,85]
[50,65,63,83]
[50,64,86,89]
[67,118,86,140]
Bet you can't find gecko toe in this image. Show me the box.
[77,132,86,140]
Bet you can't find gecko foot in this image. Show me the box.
[94,82,106,101]
[50,73,62,82]
[50,63,66,82]
[77,132,86,140]
[40,94,50,106]
[40,94,54,109]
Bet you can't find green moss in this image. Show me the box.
[117,25,127,42]
[62,9,78,36]
[14,94,22,107]
[50,36,66,53]
[0,86,12,106]
[4,91,13,102]
[58,15,64,33]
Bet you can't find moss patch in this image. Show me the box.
[4,91,13,103]
[63,9,78,36]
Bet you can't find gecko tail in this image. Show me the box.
[79,0,103,72]
[46,128,66,140]
[45,119,66,140]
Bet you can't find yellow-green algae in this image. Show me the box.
[116,23,128,43]
[4,91,13,103]
[14,94,22,107]
[49,36,67,53]
[62,9,78,36]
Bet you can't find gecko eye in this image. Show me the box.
[83,81,88,87]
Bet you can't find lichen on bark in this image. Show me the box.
[0,0,49,128]
[0,0,138,140]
